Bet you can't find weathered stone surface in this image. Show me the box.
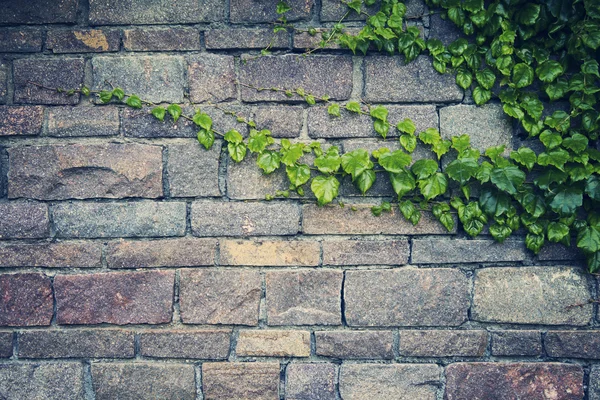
[92,56,185,103]
[252,106,303,138]
[46,106,119,137]
[53,201,186,238]
[202,362,280,400]
[220,240,319,266]
[0,333,11,358]
[345,268,469,327]
[339,363,441,400]
[206,29,289,49]
[188,54,236,103]
[0,106,43,136]
[124,27,200,51]
[179,269,261,325]
[591,367,600,400]
[240,55,352,102]
[399,330,487,357]
[8,144,163,200]
[0,30,42,52]
[0,273,53,327]
[236,330,310,357]
[140,330,230,359]
[107,238,216,268]
[18,329,134,358]
[294,28,362,49]
[491,330,542,356]
[227,155,293,199]
[538,243,584,261]
[266,270,342,326]
[472,267,592,325]
[429,13,462,45]
[320,0,379,21]
[445,363,584,400]
[364,56,463,103]
[286,363,337,400]
[0,363,84,400]
[47,30,120,53]
[545,331,600,359]
[92,363,196,400]
[167,141,221,197]
[0,0,78,24]
[13,58,84,105]
[412,239,528,264]
[323,240,409,266]
[0,203,48,239]
[54,270,174,325]
[315,331,394,359]
[0,62,7,104]
[0,241,102,268]
[230,0,313,23]
[192,201,299,237]
[89,0,225,24]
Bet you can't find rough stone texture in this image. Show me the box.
[0,333,11,358]
[92,56,185,103]
[167,141,221,197]
[179,269,261,325]
[202,362,280,400]
[472,267,592,325]
[286,363,337,400]
[252,106,303,138]
[0,203,49,239]
[266,270,342,326]
[0,30,42,52]
[206,29,289,50]
[0,106,44,136]
[445,363,584,400]
[538,243,584,261]
[322,240,409,265]
[53,201,186,238]
[412,239,528,264]
[0,0,78,24]
[227,155,294,199]
[236,330,310,357]
[47,30,120,53]
[339,363,441,400]
[230,0,313,23]
[491,330,542,356]
[188,54,236,103]
[89,0,225,24]
[315,331,394,359]
[140,330,230,359]
[399,330,488,357]
[13,58,84,105]
[92,363,196,400]
[46,106,119,137]
[192,201,300,237]
[18,329,134,358]
[124,27,200,51]
[0,363,84,400]
[345,268,469,327]
[0,62,6,104]
[107,238,216,268]
[0,273,53,327]
[54,270,174,325]
[591,367,600,400]
[294,28,362,49]
[0,241,102,268]
[8,144,163,200]
[320,0,379,21]
[364,56,463,103]
[240,55,353,102]
[545,331,600,359]
[220,240,320,266]
[429,13,462,45]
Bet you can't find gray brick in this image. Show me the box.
[364,55,463,103]
[538,243,584,261]
[315,331,394,359]
[591,367,600,400]
[0,0,78,24]
[236,330,310,357]
[322,240,409,265]
[545,331,600,359]
[252,105,303,138]
[221,240,320,266]
[472,267,592,325]
[202,362,280,400]
[0,62,7,104]
[0,30,42,52]
[106,238,216,268]
[240,55,353,102]
[294,29,353,50]
[92,56,185,103]
[191,201,299,237]
[0,363,84,400]
[0,203,48,239]
[0,333,11,358]
[428,13,462,45]
[124,27,200,51]
[46,106,119,137]
[399,330,488,357]
[491,330,542,356]
[345,268,469,327]
[188,54,236,103]
[47,30,120,53]
[89,0,225,24]
[206,29,289,50]
[321,0,379,21]
[231,0,313,23]
[0,106,44,136]
[286,363,337,400]
[412,239,528,264]
[0,273,53,327]
[53,201,186,238]
[14,58,84,105]
[0,241,102,268]
[18,329,134,358]
[227,155,292,200]
[140,330,230,359]
[167,141,221,197]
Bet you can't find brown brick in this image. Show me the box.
[54,271,174,325]
[491,330,542,356]
[0,273,53,327]
[179,269,261,326]
[167,141,221,197]
[266,270,342,326]
[0,332,12,358]
[445,363,584,400]
[323,240,409,266]
[0,106,44,136]
[188,54,236,103]
[0,363,84,399]
[18,329,134,358]
[220,240,319,266]
[399,330,487,357]
[230,0,313,23]
[0,0,78,24]
[89,0,224,24]
[286,363,337,400]
[545,331,600,359]
[412,239,528,264]
[47,30,120,53]
[8,144,163,200]
[140,329,230,359]
[315,331,394,359]
[252,105,303,138]
[0,203,49,239]
[237,330,310,357]
[0,30,42,52]
[0,241,102,268]
[46,106,119,137]
[107,238,216,268]
[124,27,200,51]
[206,29,289,49]
[227,155,293,200]
[202,362,280,400]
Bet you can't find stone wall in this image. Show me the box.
[0,0,598,399]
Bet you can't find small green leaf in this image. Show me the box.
[151,106,166,121]
[126,95,142,109]
[276,0,291,14]
[399,200,421,225]
[510,147,537,171]
[446,158,478,186]
[582,31,600,50]
[512,63,534,88]
[539,130,563,149]
[247,130,270,153]
[378,150,412,173]
[99,90,113,103]
[475,69,496,90]
[369,106,388,121]
[490,223,512,243]
[341,149,374,180]
[418,172,448,200]
[257,151,281,174]
[463,0,484,12]
[547,222,570,243]
[479,188,511,217]
[286,164,311,187]
[193,112,213,130]
[311,175,340,206]
[582,59,600,78]
[456,68,473,90]
[536,60,564,83]
[355,169,376,194]
[80,86,90,96]
[390,170,416,198]
[167,104,182,123]
[562,134,589,154]
[112,88,125,101]
[373,119,390,139]
[400,134,417,153]
[328,103,341,117]
[305,95,316,105]
[550,186,583,215]
[346,101,362,113]
[585,175,600,201]
[224,129,243,144]
[472,86,492,105]
[451,134,471,154]
[314,147,342,174]
[228,142,247,162]
[281,143,305,166]
[537,149,570,171]
[490,165,526,194]
[526,233,545,254]
[197,129,215,150]
[418,128,441,145]
[396,118,416,135]
[577,225,600,254]
[517,3,540,25]
[411,159,438,180]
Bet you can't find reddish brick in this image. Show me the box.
[202,362,280,400]
[322,240,409,265]
[46,106,119,137]
[107,238,216,268]
[545,331,600,359]
[0,203,49,239]
[491,330,542,356]
[399,330,488,357]
[286,363,337,400]
[0,241,102,268]
[0,273,53,327]
[315,331,394,359]
[124,27,200,51]
[140,329,230,359]
[47,30,120,53]
[0,106,44,136]
[0,30,42,52]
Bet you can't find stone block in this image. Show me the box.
[236,330,310,357]
[320,0,379,21]
[0,363,84,400]
[0,273,53,327]
[315,331,394,359]
[0,203,49,239]
[188,54,236,103]
[0,30,43,52]
[89,0,225,24]
[322,239,409,265]
[491,330,542,356]
[0,106,44,136]
[252,105,303,138]
[167,141,221,197]
[227,154,293,199]
[545,331,600,359]
[0,241,102,268]
[399,330,488,357]
[538,243,584,261]
[47,30,120,53]
[230,0,313,23]
[46,106,119,137]
[0,62,6,104]
[206,29,289,49]
[591,367,600,400]
[412,239,528,264]
[124,27,200,51]
[294,28,362,49]
[140,330,230,359]
[220,240,319,266]
[285,363,337,400]
[107,238,216,268]
[0,333,11,358]
[202,362,280,400]
[0,0,78,24]
[428,13,462,45]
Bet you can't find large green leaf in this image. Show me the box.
[562,134,589,154]
[228,142,247,163]
[197,129,215,150]
[341,149,374,180]
[479,188,511,217]
[539,130,563,149]
[257,151,280,174]
[510,147,537,170]
[286,164,311,187]
[547,221,570,243]
[311,175,340,206]
[445,158,478,186]
[390,170,416,198]
[355,170,376,194]
[535,60,563,83]
[378,150,412,173]
[537,149,570,171]
[512,63,534,88]
[550,186,583,215]
[411,159,438,180]
[475,68,496,89]
[490,166,526,194]
[281,143,305,166]
[586,175,600,201]
[418,172,448,200]
[314,147,341,174]
[577,225,600,254]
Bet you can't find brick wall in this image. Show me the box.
[0,0,598,399]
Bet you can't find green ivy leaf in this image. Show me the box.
[286,164,311,187]
[582,59,600,78]
[448,38,468,56]
[370,106,388,121]
[276,0,291,14]
[475,69,496,90]
[346,0,361,13]
[378,150,412,173]
[463,0,484,12]
[539,130,563,149]
[224,129,243,144]
[193,112,213,130]
[167,104,182,123]
[257,151,281,174]
[562,133,589,154]
[314,147,342,174]
[577,225,600,254]
[512,63,534,88]
[479,187,511,217]
[520,95,544,120]
[400,134,417,153]
[305,95,316,105]
[228,142,247,162]
[373,119,390,139]
[311,175,340,206]
[582,31,600,50]
[545,78,569,101]
[517,3,540,25]
[451,134,470,154]
[80,86,90,96]
[411,159,438,180]
[550,186,583,215]
[341,149,374,180]
[418,128,441,145]
[587,252,600,274]
[390,170,416,198]
[447,158,479,186]
[472,86,492,105]
[112,88,125,101]
[197,129,215,150]
[456,68,473,90]
[517,191,546,218]
[490,223,512,243]
[586,175,600,201]
[537,149,570,171]
[399,200,421,225]
[151,106,166,121]
[547,221,570,243]
[490,165,526,194]
[536,60,564,83]
[346,101,362,113]
[99,90,113,103]
[396,118,416,135]
[281,143,305,166]
[355,169,376,194]
[503,104,525,120]
[510,147,537,171]
[328,103,341,117]
[247,130,270,153]
[534,168,568,190]
[525,233,544,254]
[448,7,466,26]
[432,203,455,232]
[418,172,448,200]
